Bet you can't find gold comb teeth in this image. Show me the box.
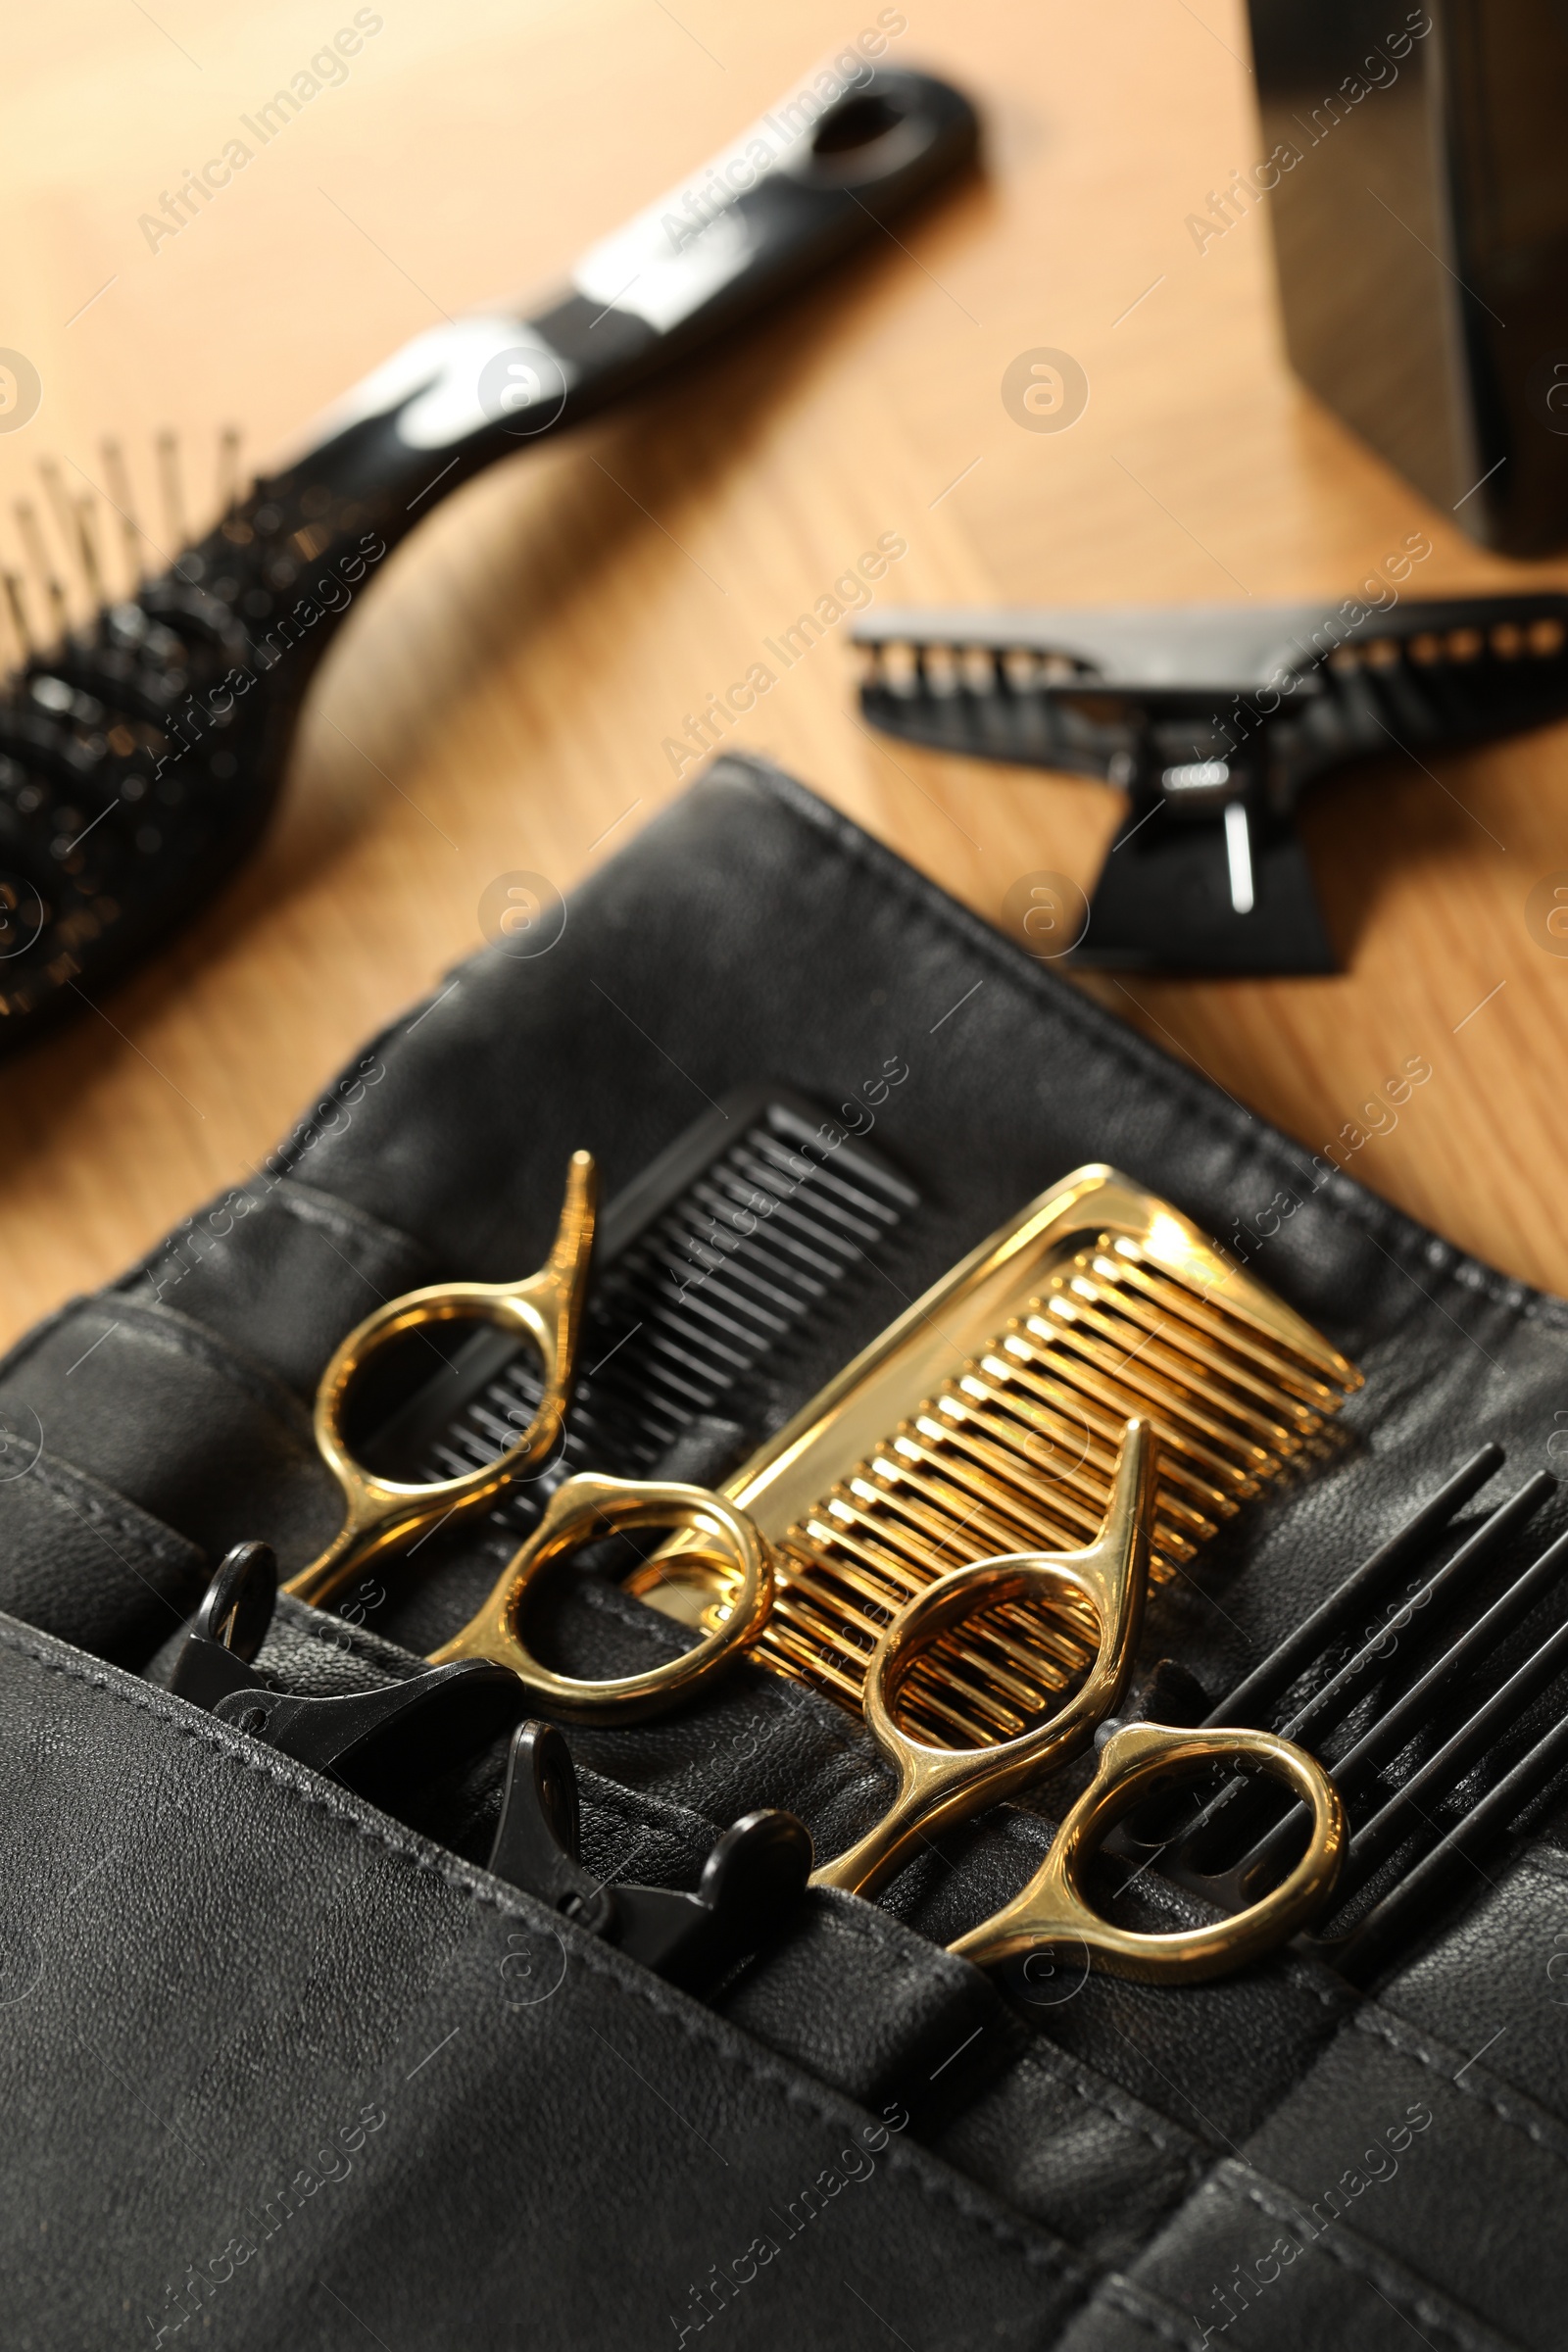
[630,1166,1361,1747]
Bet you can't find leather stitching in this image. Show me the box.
[1098,2271,1213,2351]
[116,1173,427,1302]
[778,1886,989,1992]
[568,1573,695,1654]
[1357,2004,1568,2176]
[735,757,1568,1338]
[1011,2041,1206,2173]
[0,1618,1083,2287]
[266,1175,428,1268]
[54,1297,318,1449]
[17,1452,202,1573]
[1211,2160,1524,2352]
[1098,2248,1520,2352]
[0,1291,84,1385]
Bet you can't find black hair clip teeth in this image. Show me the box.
[853,594,1568,974]
[171,1544,811,1994]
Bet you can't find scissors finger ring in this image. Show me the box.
[429,1470,776,1722]
[948,1720,1347,1983]
[810,1417,1157,1898]
[284,1150,596,1608]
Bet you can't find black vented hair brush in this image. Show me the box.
[0,65,975,1056]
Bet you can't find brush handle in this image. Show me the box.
[277,66,975,522]
[184,63,975,729]
[0,65,975,1054]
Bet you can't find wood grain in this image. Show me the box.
[1,0,1566,1349]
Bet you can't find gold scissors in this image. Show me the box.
[809,1418,1347,1984]
[412,1400,1340,1967]
[410,1415,1145,1740]
[947,1717,1343,1984]
[280,1243,1340,1965]
[430,1414,1339,1974]
[282,1151,601,1608]
[273,1141,777,1714]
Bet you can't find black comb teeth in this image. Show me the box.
[369,1094,917,1540]
[1123,1445,1568,1981]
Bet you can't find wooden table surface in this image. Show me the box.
[3,0,1567,1348]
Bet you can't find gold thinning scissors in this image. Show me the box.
[810,1418,1347,1984]
[282,1151,599,1609]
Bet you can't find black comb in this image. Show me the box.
[0,67,976,1057]
[1117,1445,1568,1981]
[361,1088,918,1544]
[851,597,1568,974]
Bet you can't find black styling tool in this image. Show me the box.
[172,1543,811,1990]
[0,66,976,1054]
[343,1086,918,1646]
[486,1721,812,1994]
[852,595,1568,973]
[1109,1445,1568,1982]
[169,1540,526,1820]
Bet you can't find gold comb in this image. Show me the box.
[628,1165,1360,1746]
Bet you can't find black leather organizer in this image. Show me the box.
[3,754,1566,2351]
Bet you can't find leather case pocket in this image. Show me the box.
[0,1610,1084,2351]
[7,755,1568,2350]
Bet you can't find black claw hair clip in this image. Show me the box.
[0,67,977,1059]
[170,1540,529,1809]
[487,1721,812,1994]
[853,594,1568,974]
[172,1543,811,1991]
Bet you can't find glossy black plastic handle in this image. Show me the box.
[282,66,977,514]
